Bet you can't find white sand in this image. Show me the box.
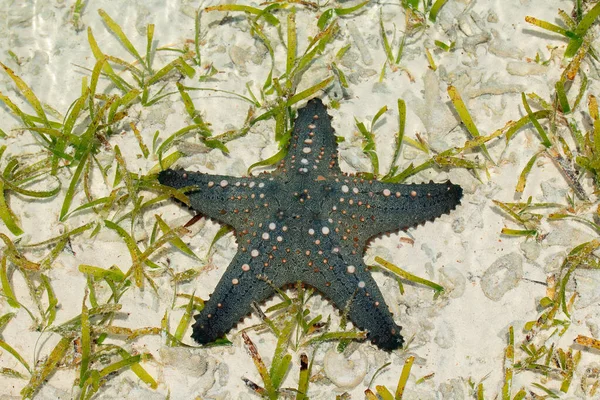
[1,0,599,398]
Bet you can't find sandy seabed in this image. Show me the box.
[1,0,600,399]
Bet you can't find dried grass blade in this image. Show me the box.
[147,56,193,86]
[21,336,71,399]
[375,385,395,400]
[0,337,31,373]
[575,335,600,350]
[155,215,197,259]
[574,2,600,37]
[129,122,150,158]
[0,62,50,127]
[242,332,275,396]
[429,0,449,22]
[301,330,367,346]
[0,367,27,379]
[40,274,57,325]
[60,152,89,221]
[389,99,406,174]
[23,223,94,249]
[79,298,91,386]
[296,353,309,400]
[248,141,290,174]
[0,179,23,235]
[270,317,295,389]
[204,4,280,26]
[98,9,147,69]
[1,257,19,308]
[98,354,142,379]
[103,220,143,286]
[375,256,444,296]
[0,234,40,271]
[79,264,125,281]
[0,90,37,129]
[395,355,414,399]
[555,81,571,113]
[87,28,130,92]
[365,389,379,400]
[500,228,537,237]
[118,350,158,389]
[174,293,195,342]
[156,124,212,158]
[287,76,334,107]
[521,93,552,147]
[145,23,154,71]
[0,173,61,199]
[525,16,572,37]
[502,326,515,400]
[505,110,550,143]
[286,10,297,77]
[447,85,494,163]
[515,151,542,194]
[380,12,394,64]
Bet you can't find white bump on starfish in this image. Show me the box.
[262,232,270,240]
[308,228,315,235]
[208,181,214,188]
[383,188,391,197]
[242,264,250,272]
[269,222,276,230]
[347,265,356,273]
[220,180,228,188]
[321,226,330,235]
[302,147,312,154]
[300,158,309,165]
[232,278,239,285]
[258,182,265,188]
[251,249,259,257]
[249,182,255,188]
[358,281,366,288]
[341,185,349,193]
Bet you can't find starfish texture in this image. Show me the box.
[158,98,462,351]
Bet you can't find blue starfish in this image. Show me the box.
[159,98,462,351]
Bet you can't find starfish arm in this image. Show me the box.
[296,256,403,351]
[191,252,277,345]
[158,169,280,231]
[275,98,341,178]
[327,180,462,245]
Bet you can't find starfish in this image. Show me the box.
[158,98,462,351]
